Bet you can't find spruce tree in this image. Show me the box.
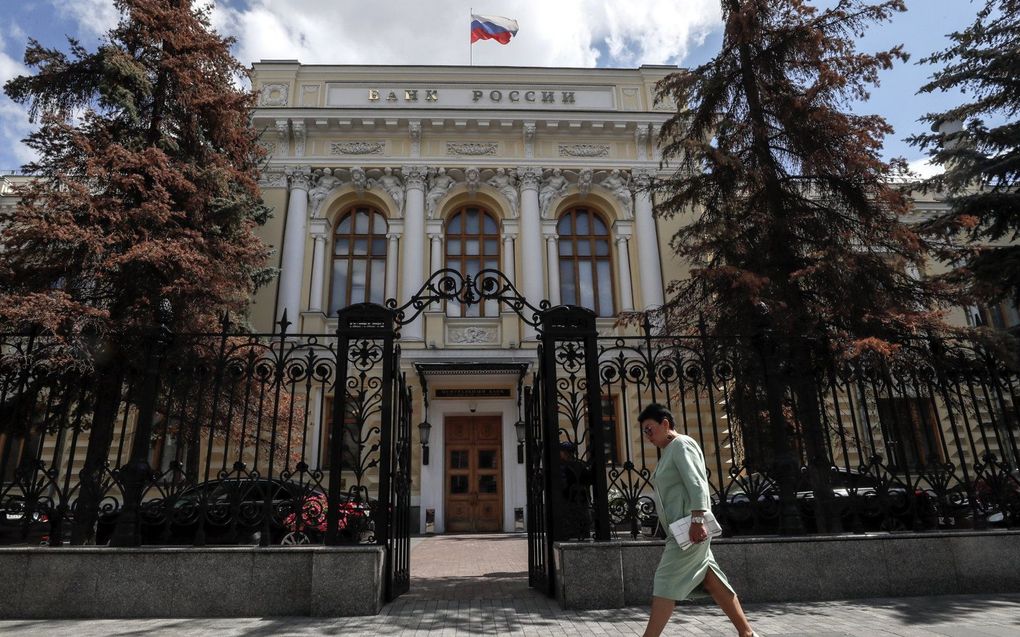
[909,0,1020,305]
[655,0,961,532]
[1,0,273,542]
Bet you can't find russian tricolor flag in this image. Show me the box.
[471,14,519,45]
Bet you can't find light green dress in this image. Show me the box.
[651,435,735,601]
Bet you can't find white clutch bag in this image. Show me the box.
[668,511,723,550]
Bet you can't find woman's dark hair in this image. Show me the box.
[637,403,675,430]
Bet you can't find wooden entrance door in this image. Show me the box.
[445,416,502,533]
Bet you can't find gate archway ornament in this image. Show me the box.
[386,267,549,330]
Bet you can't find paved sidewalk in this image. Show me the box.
[1,534,1018,636]
[2,594,1018,636]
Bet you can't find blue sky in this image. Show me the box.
[0,0,983,174]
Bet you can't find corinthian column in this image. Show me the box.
[402,165,428,340]
[633,169,664,309]
[544,231,561,306]
[277,167,311,332]
[502,231,517,285]
[429,232,443,275]
[385,230,400,303]
[308,220,328,313]
[614,232,635,312]
[517,167,544,338]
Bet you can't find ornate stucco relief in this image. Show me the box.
[559,144,610,158]
[447,142,498,156]
[259,171,287,188]
[331,141,386,155]
[447,325,499,345]
[260,83,289,107]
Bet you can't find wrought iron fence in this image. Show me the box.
[0,312,410,568]
[548,318,1020,540]
[4,287,1020,564]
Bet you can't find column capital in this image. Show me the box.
[632,168,655,190]
[516,166,542,191]
[502,232,518,241]
[386,231,402,241]
[286,166,312,191]
[402,165,428,191]
[543,231,559,242]
[615,235,630,245]
[428,232,443,241]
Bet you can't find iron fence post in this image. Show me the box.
[581,316,611,541]
[326,311,353,545]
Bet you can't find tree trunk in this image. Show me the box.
[729,0,840,533]
[754,333,806,534]
[790,340,841,533]
[70,360,124,545]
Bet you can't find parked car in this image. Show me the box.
[94,478,370,546]
[788,468,940,532]
[677,468,944,536]
[0,496,50,545]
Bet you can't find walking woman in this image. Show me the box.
[639,403,758,637]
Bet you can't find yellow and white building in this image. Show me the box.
[248,62,687,533]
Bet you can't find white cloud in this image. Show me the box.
[907,157,944,179]
[0,29,37,168]
[209,0,721,68]
[602,0,719,66]
[47,0,120,39]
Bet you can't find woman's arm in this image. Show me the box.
[673,437,711,512]
[673,437,712,544]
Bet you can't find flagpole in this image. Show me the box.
[469,7,473,66]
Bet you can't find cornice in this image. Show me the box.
[252,63,678,83]
[252,108,673,125]
[263,158,671,174]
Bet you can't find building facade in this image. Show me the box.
[249,62,687,533]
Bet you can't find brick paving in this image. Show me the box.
[2,534,1019,636]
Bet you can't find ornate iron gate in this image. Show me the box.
[524,372,549,593]
[387,269,575,595]
[527,306,614,596]
[330,303,411,600]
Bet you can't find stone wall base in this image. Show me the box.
[555,530,1020,610]
[0,545,386,618]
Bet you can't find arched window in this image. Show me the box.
[558,207,615,317]
[329,206,388,315]
[445,206,500,317]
